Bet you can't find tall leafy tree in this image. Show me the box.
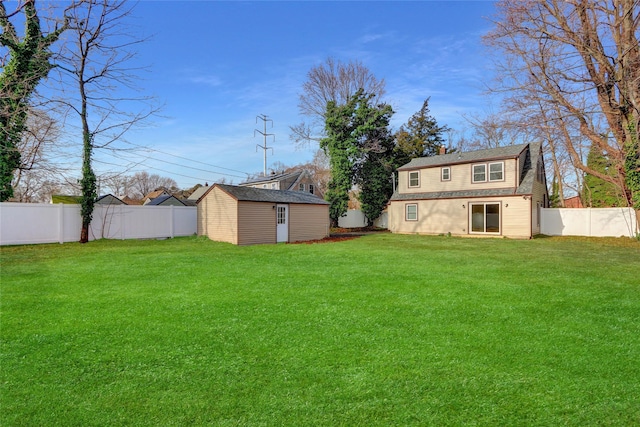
[394,98,450,167]
[321,89,394,226]
[0,0,67,201]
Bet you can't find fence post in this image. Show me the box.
[170,205,175,238]
[58,203,64,244]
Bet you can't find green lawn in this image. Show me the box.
[1,234,639,426]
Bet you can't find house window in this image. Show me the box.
[299,183,305,191]
[441,167,451,181]
[309,184,314,194]
[405,204,418,221]
[408,171,419,187]
[271,183,277,189]
[470,203,500,234]
[262,184,267,188]
[489,162,504,181]
[473,162,504,183]
[472,164,486,183]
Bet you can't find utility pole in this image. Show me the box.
[254,114,274,177]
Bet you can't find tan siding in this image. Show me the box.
[237,201,276,245]
[289,204,330,242]
[390,195,533,238]
[399,159,519,194]
[198,187,238,244]
[501,197,531,238]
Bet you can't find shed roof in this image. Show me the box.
[397,143,529,170]
[207,184,329,205]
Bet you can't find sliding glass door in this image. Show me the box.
[470,203,500,234]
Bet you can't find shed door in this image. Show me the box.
[276,204,289,242]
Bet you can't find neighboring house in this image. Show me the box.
[95,194,126,205]
[142,189,171,205]
[389,142,549,239]
[184,184,210,206]
[563,195,584,208]
[146,194,187,206]
[239,170,318,195]
[197,184,330,245]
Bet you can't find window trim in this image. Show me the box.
[405,203,418,221]
[408,171,420,188]
[472,161,505,183]
[441,166,451,181]
[472,164,486,183]
[488,161,504,182]
[298,183,305,191]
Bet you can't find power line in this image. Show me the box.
[119,140,251,176]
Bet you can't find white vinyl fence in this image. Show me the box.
[540,207,638,238]
[0,203,197,246]
[338,209,388,228]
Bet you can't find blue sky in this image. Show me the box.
[61,1,499,189]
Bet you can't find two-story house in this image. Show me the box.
[389,142,549,239]
[239,170,318,196]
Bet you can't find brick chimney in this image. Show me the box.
[439,146,446,155]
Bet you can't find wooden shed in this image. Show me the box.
[197,184,330,245]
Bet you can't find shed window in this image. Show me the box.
[406,204,418,221]
[409,171,419,187]
[277,206,286,224]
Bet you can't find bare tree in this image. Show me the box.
[53,0,157,242]
[10,108,62,201]
[291,57,386,147]
[129,171,177,199]
[485,0,640,207]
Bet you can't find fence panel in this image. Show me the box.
[540,207,638,238]
[1,203,196,246]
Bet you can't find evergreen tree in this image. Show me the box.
[582,144,625,207]
[393,98,450,167]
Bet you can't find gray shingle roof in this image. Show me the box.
[391,188,519,201]
[397,143,529,170]
[515,141,541,195]
[214,184,329,205]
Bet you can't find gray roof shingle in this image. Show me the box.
[213,184,329,205]
[397,143,529,170]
